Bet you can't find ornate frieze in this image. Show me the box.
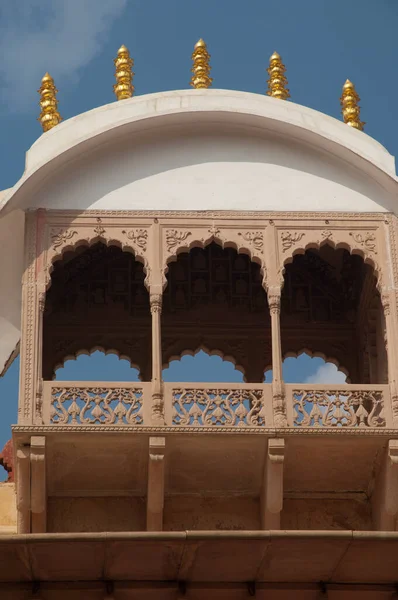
[50,386,144,425]
[292,388,386,428]
[172,387,266,427]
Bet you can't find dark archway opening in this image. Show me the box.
[43,242,151,380]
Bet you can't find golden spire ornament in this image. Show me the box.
[113,45,134,100]
[38,73,62,132]
[267,51,290,100]
[190,39,213,89]
[340,79,364,131]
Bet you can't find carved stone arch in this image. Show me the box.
[278,231,381,289]
[162,226,266,290]
[52,346,142,380]
[45,340,145,382]
[282,348,350,382]
[162,341,247,380]
[45,227,151,290]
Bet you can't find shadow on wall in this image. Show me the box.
[26,125,393,213]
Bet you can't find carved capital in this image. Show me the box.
[150,294,163,314]
[268,286,281,314]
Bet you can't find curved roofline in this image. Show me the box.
[1,89,396,215]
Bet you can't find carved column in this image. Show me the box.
[16,446,30,533]
[150,294,164,425]
[30,436,47,533]
[261,438,285,529]
[268,286,286,427]
[146,437,166,531]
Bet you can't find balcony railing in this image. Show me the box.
[42,382,392,428]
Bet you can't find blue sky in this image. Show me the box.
[0,0,395,457]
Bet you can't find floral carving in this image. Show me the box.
[293,389,385,428]
[238,231,264,253]
[122,228,148,251]
[208,225,221,237]
[172,388,266,427]
[165,229,191,251]
[94,217,105,237]
[50,228,77,250]
[51,386,144,425]
[350,231,377,254]
[280,231,305,252]
[320,229,333,242]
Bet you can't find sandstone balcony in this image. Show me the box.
[39,380,391,429]
[12,380,396,534]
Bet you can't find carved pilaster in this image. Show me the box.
[268,286,287,427]
[19,213,38,424]
[261,438,285,529]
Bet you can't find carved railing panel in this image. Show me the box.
[165,384,272,427]
[44,382,151,426]
[286,384,390,428]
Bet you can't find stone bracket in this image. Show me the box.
[30,436,46,534]
[146,436,166,531]
[372,439,398,530]
[261,438,285,529]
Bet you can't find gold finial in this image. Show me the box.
[37,73,62,132]
[190,38,213,89]
[340,79,364,131]
[267,51,290,100]
[113,44,134,100]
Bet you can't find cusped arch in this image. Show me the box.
[162,344,247,379]
[280,236,380,289]
[46,233,150,290]
[282,348,350,382]
[53,346,142,381]
[163,230,266,290]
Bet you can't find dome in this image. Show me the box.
[0,88,397,374]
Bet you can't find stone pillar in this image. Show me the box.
[16,446,30,533]
[150,294,164,425]
[261,438,285,529]
[30,436,47,533]
[146,437,166,531]
[268,286,286,427]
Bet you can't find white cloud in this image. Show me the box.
[0,0,127,112]
[304,362,347,384]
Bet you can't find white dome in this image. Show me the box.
[0,89,397,374]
